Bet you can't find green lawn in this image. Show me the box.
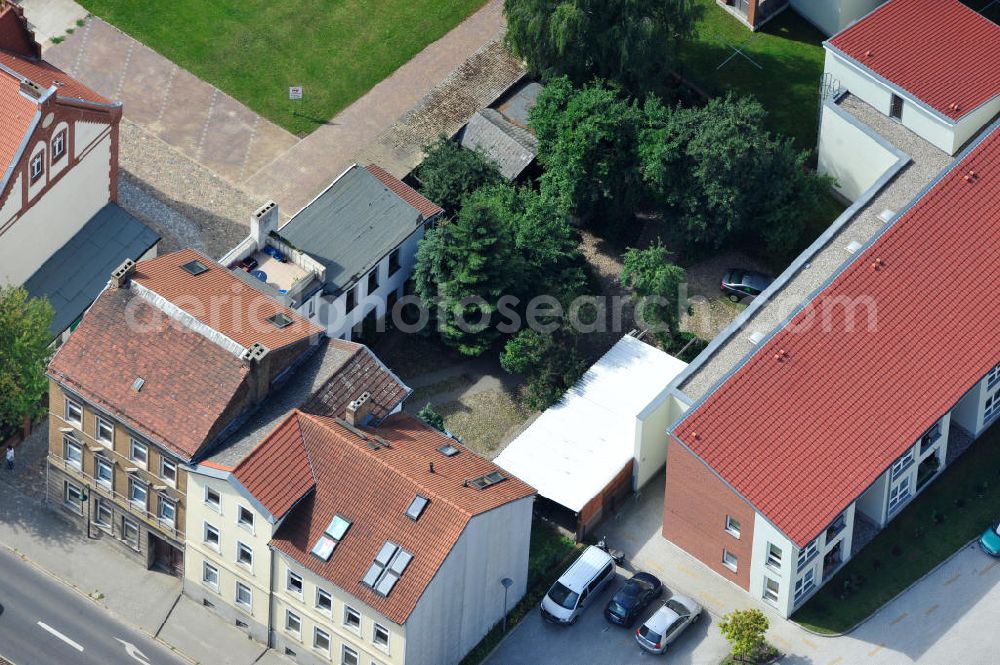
[794,422,1000,634]
[681,1,829,149]
[79,0,488,135]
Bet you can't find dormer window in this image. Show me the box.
[30,152,43,182]
[52,130,66,162]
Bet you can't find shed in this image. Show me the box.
[494,335,687,538]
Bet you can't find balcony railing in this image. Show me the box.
[48,454,185,542]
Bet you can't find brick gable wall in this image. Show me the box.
[662,437,755,591]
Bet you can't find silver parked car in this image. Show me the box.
[634,595,702,654]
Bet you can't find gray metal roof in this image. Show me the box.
[496,80,543,127]
[276,165,424,295]
[23,203,159,336]
[459,109,538,180]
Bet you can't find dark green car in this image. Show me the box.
[979,521,1000,557]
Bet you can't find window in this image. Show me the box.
[128,477,148,508]
[287,571,304,596]
[825,513,847,541]
[312,514,352,561]
[65,398,82,426]
[95,498,113,527]
[468,471,506,490]
[313,627,331,655]
[238,506,254,531]
[367,267,380,294]
[52,130,66,161]
[344,605,361,630]
[316,588,333,613]
[987,361,1000,391]
[986,392,1000,424]
[345,286,357,314]
[342,645,359,665]
[763,577,780,603]
[63,435,83,468]
[235,582,252,610]
[797,539,818,570]
[766,543,783,570]
[160,458,177,485]
[158,496,177,527]
[129,439,148,467]
[920,422,942,455]
[722,549,738,572]
[725,515,741,538]
[267,312,293,329]
[122,518,140,548]
[204,522,220,549]
[405,495,429,521]
[96,416,114,444]
[437,443,459,457]
[888,476,912,514]
[890,449,914,480]
[793,568,816,605]
[205,486,221,511]
[181,260,209,276]
[388,248,401,276]
[305,298,315,318]
[30,152,43,182]
[64,482,84,513]
[203,562,220,590]
[285,610,302,637]
[373,623,389,648]
[237,542,253,569]
[362,541,413,597]
[889,93,903,121]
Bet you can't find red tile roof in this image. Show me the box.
[233,414,314,519]
[48,288,251,460]
[674,123,1000,547]
[130,248,322,351]
[0,4,112,192]
[827,0,1000,121]
[365,164,443,220]
[301,345,410,422]
[253,411,534,624]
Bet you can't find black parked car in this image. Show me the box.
[721,269,774,302]
[603,572,663,627]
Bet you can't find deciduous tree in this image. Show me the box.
[719,608,769,663]
[0,286,53,437]
[414,137,502,217]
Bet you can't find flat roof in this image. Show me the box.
[674,120,1000,547]
[826,0,1000,121]
[24,203,158,336]
[495,336,687,513]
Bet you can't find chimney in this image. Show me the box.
[19,79,43,99]
[429,462,435,474]
[250,201,279,248]
[110,258,136,288]
[345,391,373,427]
[241,342,272,404]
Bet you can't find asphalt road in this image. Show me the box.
[0,547,186,665]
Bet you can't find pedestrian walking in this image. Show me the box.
[5,446,13,471]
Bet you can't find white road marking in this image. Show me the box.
[116,638,152,664]
[37,621,84,652]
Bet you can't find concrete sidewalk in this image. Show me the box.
[0,424,277,665]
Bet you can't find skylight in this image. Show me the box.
[311,514,352,562]
[437,443,459,457]
[469,470,506,490]
[181,259,209,276]
[405,495,429,521]
[363,541,413,597]
[267,312,293,329]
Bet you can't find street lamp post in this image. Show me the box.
[500,577,513,634]
[81,486,92,539]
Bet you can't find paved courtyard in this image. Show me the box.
[487,475,1000,665]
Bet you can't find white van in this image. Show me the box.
[540,545,616,625]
